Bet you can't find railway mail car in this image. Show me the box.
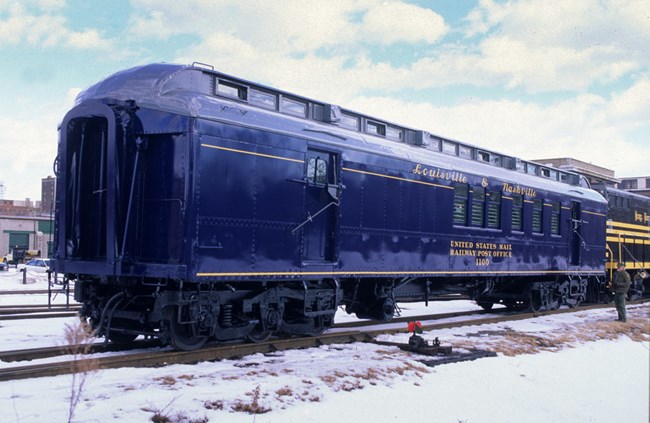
[55,63,607,349]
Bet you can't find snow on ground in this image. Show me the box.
[0,268,71,299]
[1,272,648,423]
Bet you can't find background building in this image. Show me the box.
[0,198,41,217]
[0,177,56,260]
[41,176,56,213]
[532,157,619,186]
[618,176,650,197]
[0,215,53,260]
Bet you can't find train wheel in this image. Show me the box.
[567,278,587,308]
[567,297,582,308]
[106,318,139,343]
[628,290,642,301]
[376,297,396,321]
[529,290,543,312]
[108,332,139,343]
[547,296,561,310]
[309,314,334,336]
[627,281,644,301]
[476,301,493,311]
[504,301,520,310]
[164,308,208,351]
[246,326,272,343]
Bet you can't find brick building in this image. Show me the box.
[0,178,56,260]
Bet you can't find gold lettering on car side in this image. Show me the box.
[412,164,468,183]
[449,240,513,266]
[634,210,649,224]
[502,182,537,197]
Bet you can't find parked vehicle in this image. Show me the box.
[17,259,52,273]
[3,247,40,265]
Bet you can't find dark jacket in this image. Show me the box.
[612,270,631,294]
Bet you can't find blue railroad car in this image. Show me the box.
[55,63,607,349]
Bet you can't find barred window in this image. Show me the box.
[515,160,525,173]
[512,194,523,231]
[385,126,402,141]
[471,186,485,226]
[307,157,328,185]
[459,145,472,159]
[551,203,560,235]
[453,184,469,225]
[526,163,537,175]
[366,121,386,136]
[443,141,456,155]
[249,89,276,110]
[339,112,359,130]
[216,80,247,100]
[281,96,307,117]
[487,191,501,229]
[532,199,543,233]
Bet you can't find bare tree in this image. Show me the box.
[63,320,97,423]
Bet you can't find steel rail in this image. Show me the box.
[0,309,488,364]
[362,299,649,336]
[335,308,487,329]
[0,299,646,382]
[0,332,371,382]
[0,307,80,315]
[0,339,162,363]
[0,311,80,321]
[0,304,79,309]
[0,289,73,295]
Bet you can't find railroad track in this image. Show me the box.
[0,288,73,295]
[0,332,372,382]
[0,304,81,320]
[0,308,487,365]
[0,299,646,382]
[0,304,76,309]
[0,339,162,363]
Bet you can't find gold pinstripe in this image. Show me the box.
[583,210,606,217]
[342,167,453,190]
[608,221,650,232]
[197,269,604,277]
[201,143,304,163]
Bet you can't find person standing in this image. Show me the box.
[612,262,631,322]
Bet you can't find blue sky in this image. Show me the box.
[1,0,648,200]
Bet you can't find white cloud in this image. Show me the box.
[129,0,360,52]
[609,75,650,123]
[360,1,448,44]
[161,1,648,179]
[129,0,446,51]
[461,0,650,92]
[3,0,648,201]
[132,0,648,98]
[475,36,637,92]
[0,2,114,50]
[66,87,83,106]
[346,86,649,177]
[66,28,112,50]
[0,80,77,200]
[0,115,59,200]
